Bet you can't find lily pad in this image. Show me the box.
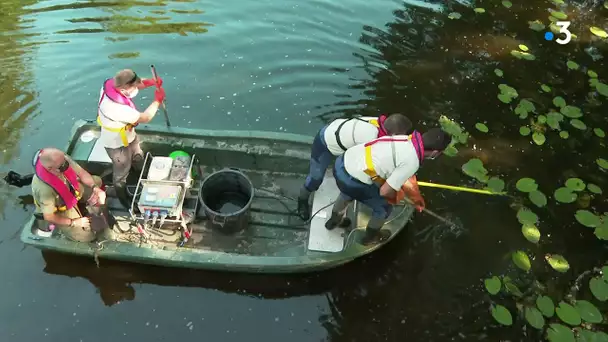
[574,300,602,323]
[561,105,582,118]
[596,223,608,240]
[443,145,458,157]
[498,84,518,98]
[566,60,580,70]
[546,254,570,273]
[516,178,538,192]
[594,128,606,138]
[529,190,547,207]
[560,131,569,139]
[554,187,577,203]
[522,224,541,243]
[537,115,547,124]
[520,126,532,136]
[504,280,523,297]
[547,112,564,130]
[529,20,546,31]
[550,11,568,20]
[575,329,608,342]
[498,93,513,103]
[588,70,598,78]
[502,0,512,8]
[475,122,489,132]
[553,96,567,108]
[536,295,555,317]
[491,304,513,326]
[474,7,485,13]
[556,302,581,326]
[590,26,608,38]
[597,158,608,170]
[571,119,587,130]
[547,324,575,342]
[511,50,536,60]
[512,250,531,271]
[486,177,505,193]
[565,178,585,191]
[533,132,546,145]
[484,276,501,295]
[596,82,608,97]
[589,277,608,301]
[447,12,462,19]
[541,84,552,92]
[517,208,538,225]
[519,44,529,52]
[462,158,489,182]
[575,210,601,228]
[525,307,545,329]
[494,68,503,77]
[587,183,602,194]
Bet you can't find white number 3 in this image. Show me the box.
[555,21,572,45]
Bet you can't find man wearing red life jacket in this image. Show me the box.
[325,128,451,245]
[31,148,108,242]
[97,69,166,208]
[297,113,413,220]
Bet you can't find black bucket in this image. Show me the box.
[199,168,254,234]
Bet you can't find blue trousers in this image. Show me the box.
[333,155,392,220]
[304,125,334,192]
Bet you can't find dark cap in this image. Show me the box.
[422,128,452,151]
[114,69,141,88]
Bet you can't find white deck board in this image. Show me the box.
[307,175,346,253]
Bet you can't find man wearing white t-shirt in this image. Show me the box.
[297,114,413,220]
[97,69,166,208]
[326,128,451,245]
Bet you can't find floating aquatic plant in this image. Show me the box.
[532,132,546,145]
[555,301,581,326]
[511,50,536,60]
[514,99,535,118]
[491,304,513,326]
[594,128,605,137]
[522,224,541,243]
[529,20,545,31]
[590,26,608,38]
[566,60,579,70]
[597,158,608,170]
[554,187,577,203]
[586,183,602,194]
[589,275,608,300]
[474,7,486,13]
[512,250,531,271]
[517,207,538,225]
[545,254,569,272]
[484,276,501,294]
[516,178,538,192]
[536,295,555,317]
[502,0,512,8]
[462,158,489,182]
[475,122,489,132]
[520,126,531,136]
[575,210,601,228]
[541,84,551,92]
[529,190,547,207]
[574,300,602,323]
[550,11,567,20]
[497,84,519,103]
[447,12,461,19]
[525,307,545,329]
[485,177,505,193]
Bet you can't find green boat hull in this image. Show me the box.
[20,120,414,273]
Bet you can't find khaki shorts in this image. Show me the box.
[105,135,143,187]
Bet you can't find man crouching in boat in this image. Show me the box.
[97,69,166,208]
[326,128,451,245]
[31,148,108,242]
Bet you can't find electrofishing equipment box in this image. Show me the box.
[137,183,183,216]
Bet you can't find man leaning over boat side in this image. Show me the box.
[97,68,166,208]
[31,148,108,242]
[297,113,413,221]
[326,128,451,245]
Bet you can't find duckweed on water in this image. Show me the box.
[494,68,503,77]
[461,158,489,182]
[546,112,563,130]
[475,122,489,132]
[566,60,579,70]
[517,207,539,225]
[486,177,505,193]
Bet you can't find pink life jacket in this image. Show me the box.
[100,78,136,109]
[376,114,389,138]
[33,150,81,211]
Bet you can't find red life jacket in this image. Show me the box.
[33,150,81,211]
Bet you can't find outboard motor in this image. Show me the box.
[3,171,33,188]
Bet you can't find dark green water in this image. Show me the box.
[1,0,607,341]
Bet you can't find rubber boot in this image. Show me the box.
[360,217,391,245]
[297,187,312,221]
[324,212,352,230]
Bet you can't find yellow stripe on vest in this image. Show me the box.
[363,134,412,185]
[97,116,131,147]
[369,119,380,128]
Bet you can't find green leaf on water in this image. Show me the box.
[547,112,563,130]
[565,178,585,191]
[529,20,546,31]
[520,126,532,136]
[536,295,555,317]
[462,158,489,182]
[516,178,538,192]
[486,177,505,193]
[491,304,513,326]
[587,183,602,194]
[588,70,598,78]
[551,11,568,20]
[597,158,608,170]
[484,276,501,295]
[522,224,541,243]
[546,324,575,342]
[575,210,601,228]
[498,84,518,98]
[574,300,602,323]
[551,0,565,4]
[474,7,485,13]
[443,145,458,157]
[553,96,567,108]
[589,277,608,301]
[475,122,489,132]
[502,0,512,8]
[556,302,581,326]
[546,254,570,273]
[525,307,545,329]
[519,44,529,52]
[447,12,462,19]
[498,93,513,103]
[504,280,524,297]
[575,328,608,342]
[594,128,606,138]
[511,50,536,60]
[566,60,580,70]
[554,187,577,203]
[537,115,547,124]
[541,84,552,92]
[596,222,608,241]
[560,131,569,139]
[494,68,503,77]
[529,190,547,207]
[512,250,531,271]
[590,26,608,38]
[596,82,608,97]
[533,132,546,145]
[517,208,538,225]
[570,119,587,130]
[561,105,582,118]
